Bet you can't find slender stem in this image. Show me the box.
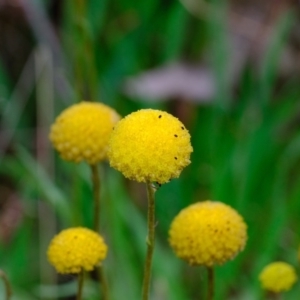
[90,164,100,231]
[0,270,12,300]
[266,291,282,300]
[142,182,156,300]
[77,270,84,300]
[98,266,109,300]
[73,0,98,101]
[90,164,109,300]
[207,267,214,300]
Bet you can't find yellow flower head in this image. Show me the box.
[47,227,108,274]
[259,262,297,293]
[107,109,193,184]
[169,201,247,266]
[50,101,120,164]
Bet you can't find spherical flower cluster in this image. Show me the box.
[107,109,193,184]
[49,101,120,164]
[169,201,247,266]
[47,227,108,274]
[259,262,297,293]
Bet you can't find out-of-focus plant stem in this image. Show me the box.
[207,267,214,300]
[73,0,98,101]
[265,291,282,300]
[77,270,84,300]
[90,164,109,300]
[0,270,12,300]
[90,164,101,231]
[98,266,109,300]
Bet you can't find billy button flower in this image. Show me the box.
[107,109,193,184]
[169,201,247,300]
[259,262,297,297]
[50,101,120,165]
[47,227,107,274]
[47,227,108,300]
[49,101,117,298]
[108,109,193,300]
[50,100,119,240]
[50,102,118,298]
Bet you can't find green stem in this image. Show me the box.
[77,270,84,300]
[90,164,110,300]
[142,182,156,300]
[0,270,12,300]
[98,266,109,300]
[90,164,100,231]
[207,267,214,300]
[266,291,282,300]
[73,0,98,101]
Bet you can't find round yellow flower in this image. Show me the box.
[107,109,193,184]
[49,101,120,164]
[47,227,108,274]
[259,262,297,293]
[169,201,247,266]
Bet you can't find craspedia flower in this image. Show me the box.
[259,262,297,293]
[50,101,120,164]
[47,227,108,274]
[169,201,247,266]
[107,109,193,184]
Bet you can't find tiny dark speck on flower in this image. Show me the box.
[174,134,178,137]
[154,182,162,188]
[181,127,184,130]
[175,157,177,160]
[159,115,162,118]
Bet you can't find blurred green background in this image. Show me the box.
[1,0,300,299]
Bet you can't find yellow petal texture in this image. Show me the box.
[47,227,108,274]
[50,101,120,164]
[107,109,193,184]
[259,262,297,293]
[169,201,247,266]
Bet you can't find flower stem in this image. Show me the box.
[90,164,109,300]
[98,266,109,300]
[90,164,100,232]
[0,270,12,300]
[77,270,84,300]
[207,267,214,300]
[142,182,156,300]
[266,291,282,300]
